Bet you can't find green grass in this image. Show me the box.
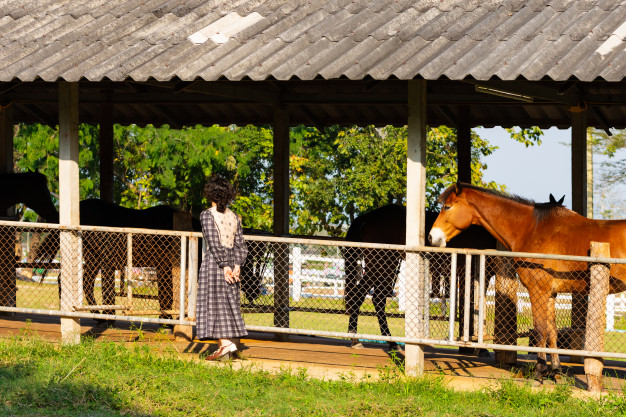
[2,328,626,416]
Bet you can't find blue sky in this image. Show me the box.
[475,127,625,219]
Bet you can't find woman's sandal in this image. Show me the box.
[205,342,238,361]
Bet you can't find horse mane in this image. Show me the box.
[439,182,566,222]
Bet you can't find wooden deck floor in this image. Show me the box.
[2,312,625,395]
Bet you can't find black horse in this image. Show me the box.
[35,199,200,319]
[0,171,58,222]
[342,205,498,350]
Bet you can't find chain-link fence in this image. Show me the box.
[4,221,189,325]
[2,221,626,362]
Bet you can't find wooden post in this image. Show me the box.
[585,241,610,393]
[457,107,478,355]
[0,106,15,312]
[405,79,427,376]
[570,110,588,363]
[456,105,471,184]
[58,82,82,345]
[99,102,114,203]
[273,106,290,334]
[494,242,518,367]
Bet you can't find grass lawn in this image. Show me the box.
[2,328,626,417]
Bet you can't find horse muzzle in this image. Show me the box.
[428,228,447,247]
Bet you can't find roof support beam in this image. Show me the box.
[405,79,427,377]
[570,109,589,364]
[272,105,290,334]
[457,105,472,183]
[58,81,81,345]
[99,102,114,203]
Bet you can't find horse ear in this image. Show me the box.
[549,194,556,203]
[558,195,565,205]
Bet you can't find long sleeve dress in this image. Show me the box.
[196,206,248,340]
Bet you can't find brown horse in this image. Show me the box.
[343,205,497,350]
[429,182,626,379]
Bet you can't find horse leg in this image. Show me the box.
[83,263,97,312]
[374,252,400,351]
[528,288,552,380]
[546,294,561,374]
[100,265,116,316]
[346,278,368,348]
[157,264,173,320]
[372,284,398,351]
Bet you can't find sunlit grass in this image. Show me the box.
[2,330,626,417]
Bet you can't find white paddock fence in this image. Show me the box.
[2,220,626,370]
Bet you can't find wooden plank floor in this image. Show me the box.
[2,312,625,395]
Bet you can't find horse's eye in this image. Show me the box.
[443,205,451,211]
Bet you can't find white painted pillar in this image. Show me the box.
[405,79,427,376]
[58,82,82,345]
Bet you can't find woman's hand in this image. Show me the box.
[233,265,241,282]
[224,266,235,284]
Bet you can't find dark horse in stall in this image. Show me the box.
[343,204,497,350]
[35,199,201,319]
[0,171,59,222]
[428,183,626,380]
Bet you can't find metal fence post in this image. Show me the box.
[463,255,472,343]
[173,235,192,341]
[477,255,486,344]
[187,236,199,321]
[179,235,187,322]
[448,253,457,342]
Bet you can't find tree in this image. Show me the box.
[288,125,543,236]
[13,123,543,235]
[588,128,626,218]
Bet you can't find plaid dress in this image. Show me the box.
[196,207,248,340]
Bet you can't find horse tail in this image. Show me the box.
[342,216,365,313]
[33,229,60,264]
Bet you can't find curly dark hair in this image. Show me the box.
[204,175,236,213]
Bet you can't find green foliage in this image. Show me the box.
[289,125,504,236]
[505,126,543,147]
[13,122,544,235]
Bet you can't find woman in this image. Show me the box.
[196,175,248,360]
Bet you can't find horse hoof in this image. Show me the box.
[351,339,364,349]
[94,318,111,328]
[388,342,401,352]
[477,349,491,358]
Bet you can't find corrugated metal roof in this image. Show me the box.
[1,0,625,83]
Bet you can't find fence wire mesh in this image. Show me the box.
[8,224,185,321]
[3,222,626,358]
